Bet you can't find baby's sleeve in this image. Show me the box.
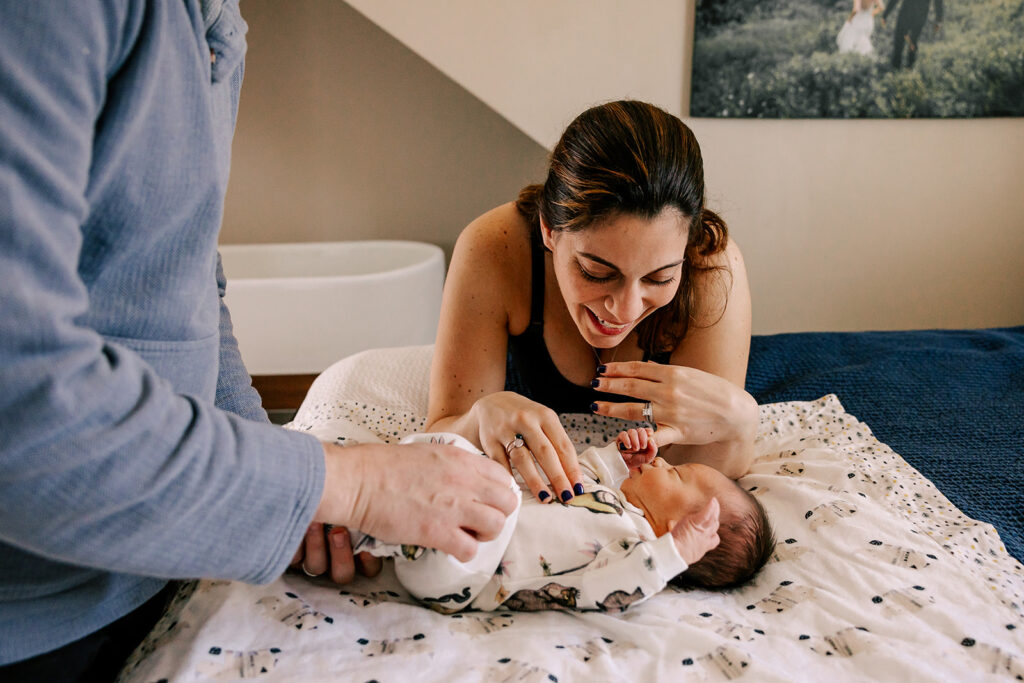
[580,443,631,489]
[353,431,522,613]
[352,497,521,613]
[566,534,688,612]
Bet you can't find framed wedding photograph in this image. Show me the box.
[690,0,1024,118]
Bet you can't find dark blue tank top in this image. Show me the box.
[504,233,670,414]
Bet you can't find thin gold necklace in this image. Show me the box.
[592,343,620,371]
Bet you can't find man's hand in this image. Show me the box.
[290,523,381,584]
[315,441,519,563]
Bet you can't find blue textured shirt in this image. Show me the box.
[0,1,325,663]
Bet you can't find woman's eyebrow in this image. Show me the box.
[578,251,685,274]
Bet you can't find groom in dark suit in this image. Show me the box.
[883,0,944,69]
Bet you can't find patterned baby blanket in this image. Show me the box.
[119,346,1024,682]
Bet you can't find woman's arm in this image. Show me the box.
[427,205,523,439]
[665,239,757,475]
[426,205,582,500]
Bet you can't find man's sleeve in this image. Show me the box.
[0,2,323,584]
[214,254,270,422]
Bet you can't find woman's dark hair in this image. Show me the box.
[516,100,729,353]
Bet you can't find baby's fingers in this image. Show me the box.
[637,428,651,451]
[616,430,632,451]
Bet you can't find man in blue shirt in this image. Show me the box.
[0,2,516,679]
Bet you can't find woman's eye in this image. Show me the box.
[576,263,616,283]
[643,276,677,287]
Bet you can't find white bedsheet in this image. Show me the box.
[119,346,1024,682]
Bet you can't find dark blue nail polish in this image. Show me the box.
[597,365,606,374]
[561,490,573,503]
[590,402,598,413]
[590,379,600,388]
[617,442,626,450]
[573,483,584,496]
[538,490,550,502]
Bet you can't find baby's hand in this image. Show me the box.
[617,427,658,470]
[667,498,721,566]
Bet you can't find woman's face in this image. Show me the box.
[542,209,688,349]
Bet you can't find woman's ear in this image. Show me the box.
[539,215,556,251]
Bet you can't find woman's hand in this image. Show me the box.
[591,361,758,478]
[471,391,582,504]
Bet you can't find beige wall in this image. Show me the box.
[221,0,548,258]
[693,117,1024,333]
[223,0,1024,334]
[343,0,688,149]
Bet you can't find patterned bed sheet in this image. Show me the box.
[119,347,1024,682]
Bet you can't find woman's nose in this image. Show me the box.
[606,282,645,322]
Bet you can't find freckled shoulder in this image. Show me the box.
[449,202,535,335]
[429,203,536,421]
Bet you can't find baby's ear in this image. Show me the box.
[693,497,721,530]
[670,498,721,538]
[668,498,721,565]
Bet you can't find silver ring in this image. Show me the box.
[301,564,320,578]
[504,434,525,456]
[641,402,654,422]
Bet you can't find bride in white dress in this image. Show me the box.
[836,0,885,56]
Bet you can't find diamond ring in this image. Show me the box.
[504,434,526,456]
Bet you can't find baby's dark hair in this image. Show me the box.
[671,485,775,590]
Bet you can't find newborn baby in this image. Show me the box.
[305,423,774,613]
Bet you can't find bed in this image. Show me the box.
[119,327,1024,682]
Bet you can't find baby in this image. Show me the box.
[615,425,776,591]
[304,422,774,613]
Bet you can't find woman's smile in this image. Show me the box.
[585,307,635,336]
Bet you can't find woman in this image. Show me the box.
[426,101,758,504]
[837,0,886,56]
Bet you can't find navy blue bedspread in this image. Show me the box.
[746,326,1024,563]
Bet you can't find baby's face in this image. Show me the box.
[620,458,740,535]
